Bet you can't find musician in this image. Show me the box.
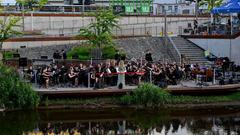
[42,67,51,88]
[68,67,78,87]
[59,65,68,87]
[27,66,35,83]
[95,64,104,89]
[52,65,60,86]
[103,63,112,86]
[110,60,117,86]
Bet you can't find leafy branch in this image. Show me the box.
[78,10,120,48]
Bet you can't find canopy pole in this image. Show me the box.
[230,13,233,61]
[210,13,213,24]
[230,14,233,35]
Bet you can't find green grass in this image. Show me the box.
[40,92,240,108]
[41,97,118,106]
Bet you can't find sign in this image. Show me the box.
[141,6,150,13]
[113,5,125,14]
[125,5,134,13]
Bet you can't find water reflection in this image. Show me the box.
[0,108,240,135]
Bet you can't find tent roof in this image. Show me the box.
[211,0,240,14]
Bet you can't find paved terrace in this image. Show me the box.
[36,81,240,98]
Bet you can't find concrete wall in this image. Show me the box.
[0,15,208,36]
[3,40,83,49]
[189,37,240,65]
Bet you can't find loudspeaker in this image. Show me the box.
[19,57,28,67]
[41,56,48,59]
[13,53,20,58]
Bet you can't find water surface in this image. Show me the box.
[0,108,240,135]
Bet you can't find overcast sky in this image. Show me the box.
[2,0,16,4]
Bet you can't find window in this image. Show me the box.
[174,6,178,13]
[168,6,172,12]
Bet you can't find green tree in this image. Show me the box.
[0,16,22,61]
[199,0,224,11]
[79,9,120,48]
[16,0,48,10]
[0,64,39,109]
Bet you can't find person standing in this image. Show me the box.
[145,50,153,63]
[116,60,126,89]
[62,50,67,60]
[115,51,121,64]
[194,19,198,34]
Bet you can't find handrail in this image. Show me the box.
[167,36,181,64]
[181,31,240,39]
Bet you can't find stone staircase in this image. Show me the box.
[116,37,175,62]
[171,36,210,65]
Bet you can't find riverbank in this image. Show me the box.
[38,101,240,110]
[38,91,240,110]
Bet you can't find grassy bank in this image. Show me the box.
[40,84,240,108]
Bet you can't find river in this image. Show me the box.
[0,108,240,135]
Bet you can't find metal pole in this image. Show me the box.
[150,70,152,83]
[22,6,25,31]
[164,8,167,61]
[88,73,90,88]
[82,0,85,12]
[31,11,34,31]
[230,39,232,61]
[230,14,233,35]
[195,0,198,22]
[213,67,216,84]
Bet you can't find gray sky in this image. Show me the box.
[2,0,16,4]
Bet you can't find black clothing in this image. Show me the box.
[145,53,153,62]
[63,52,67,59]
[115,53,121,62]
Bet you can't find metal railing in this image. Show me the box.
[166,36,181,64]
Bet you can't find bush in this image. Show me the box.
[67,45,125,60]
[120,83,170,107]
[0,64,39,109]
[3,51,14,59]
[67,45,92,60]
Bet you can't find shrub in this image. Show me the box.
[67,45,125,60]
[120,83,170,107]
[0,64,39,109]
[3,51,14,59]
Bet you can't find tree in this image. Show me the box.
[16,0,48,10]
[0,16,22,61]
[199,0,224,11]
[79,9,120,48]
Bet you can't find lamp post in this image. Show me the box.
[164,7,168,61]
[82,0,85,12]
